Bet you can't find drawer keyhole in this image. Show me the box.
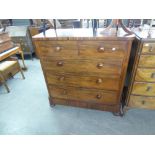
[62,90,67,95]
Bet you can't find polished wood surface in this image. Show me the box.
[142,43,155,54]
[33,28,134,112]
[43,59,122,76]
[127,29,155,110]
[132,82,155,96]
[139,55,155,68]
[49,85,118,105]
[135,68,155,82]
[46,72,120,91]
[129,95,155,109]
[33,28,134,41]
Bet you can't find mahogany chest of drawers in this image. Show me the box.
[126,29,155,109]
[33,28,134,113]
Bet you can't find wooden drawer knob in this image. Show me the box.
[151,73,155,78]
[112,47,116,51]
[98,47,105,52]
[96,78,103,83]
[96,94,102,99]
[142,100,145,105]
[59,76,65,81]
[97,63,103,69]
[55,46,61,51]
[57,61,64,66]
[146,86,152,92]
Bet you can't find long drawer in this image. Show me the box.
[42,59,122,76]
[78,40,127,59]
[142,43,155,54]
[49,85,118,105]
[46,72,120,91]
[129,95,155,109]
[135,68,155,82]
[132,82,155,96]
[138,55,155,68]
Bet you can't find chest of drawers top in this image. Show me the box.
[33,28,134,41]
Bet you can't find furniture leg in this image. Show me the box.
[49,97,55,107]
[19,50,27,70]
[0,72,10,93]
[3,81,10,93]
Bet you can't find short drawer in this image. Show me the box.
[79,41,127,59]
[37,41,78,58]
[46,73,120,91]
[132,82,155,96]
[43,59,122,77]
[129,95,155,109]
[138,55,155,68]
[135,68,155,82]
[49,85,118,105]
[142,43,155,54]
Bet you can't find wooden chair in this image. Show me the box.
[0,58,25,93]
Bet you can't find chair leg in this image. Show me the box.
[20,69,25,79]
[3,81,10,93]
[17,60,25,79]
[0,72,10,93]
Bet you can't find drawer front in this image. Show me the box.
[79,41,127,59]
[132,82,155,96]
[139,55,155,68]
[43,59,122,77]
[49,85,118,105]
[46,73,120,91]
[129,95,155,109]
[38,41,78,58]
[135,68,155,82]
[142,43,155,54]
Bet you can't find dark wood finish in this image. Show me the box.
[33,28,134,113]
[46,72,120,91]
